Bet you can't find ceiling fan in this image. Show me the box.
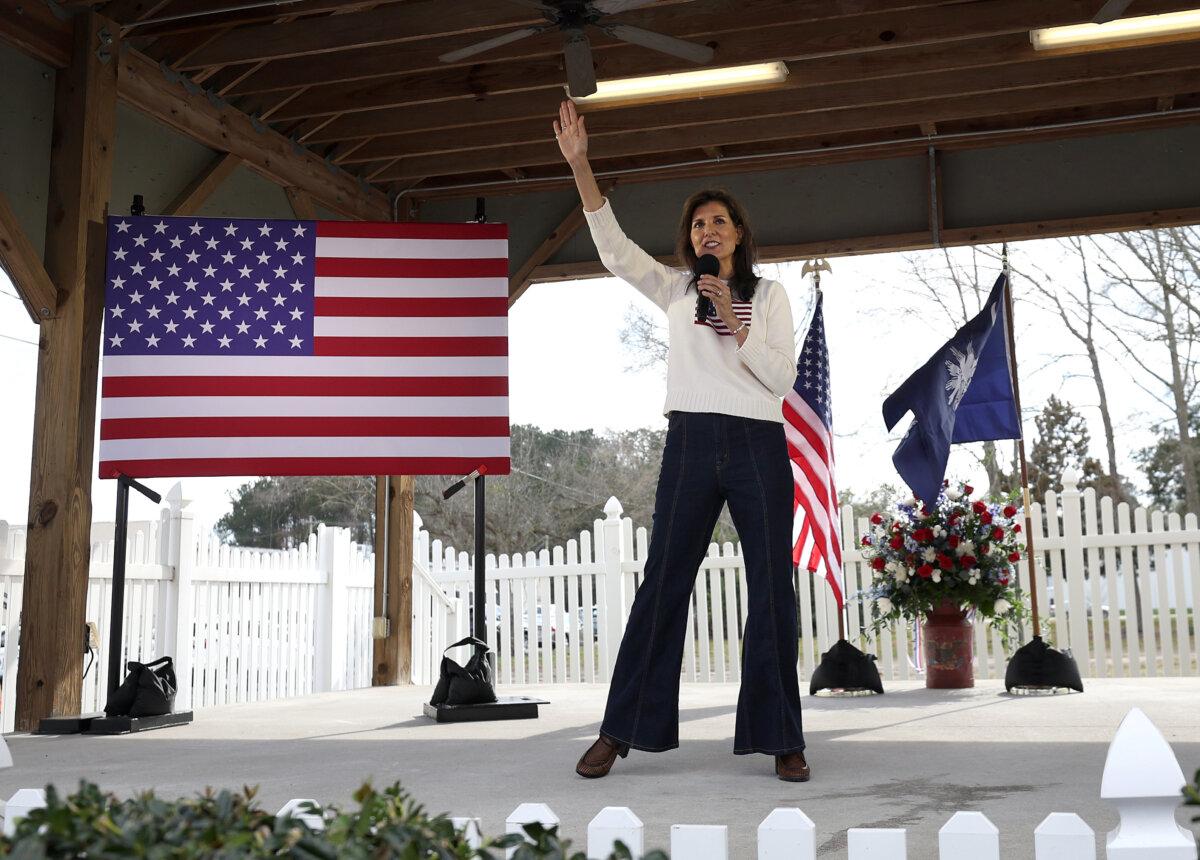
[438,0,715,98]
[1092,0,1135,23]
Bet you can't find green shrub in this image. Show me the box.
[1185,767,1199,824]
[0,781,668,859]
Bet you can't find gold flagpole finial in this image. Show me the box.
[801,258,832,292]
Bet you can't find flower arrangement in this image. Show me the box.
[858,480,1028,646]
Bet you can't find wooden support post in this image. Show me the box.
[372,475,413,685]
[163,152,241,216]
[15,10,119,732]
[284,186,318,220]
[0,190,57,323]
[508,180,615,307]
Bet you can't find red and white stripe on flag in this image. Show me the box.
[98,217,510,479]
[785,393,845,608]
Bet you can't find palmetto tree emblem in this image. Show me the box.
[944,343,978,409]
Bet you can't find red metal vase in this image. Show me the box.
[923,599,974,688]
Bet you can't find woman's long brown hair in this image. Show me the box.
[675,188,760,302]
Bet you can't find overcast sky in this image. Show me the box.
[0,235,1166,539]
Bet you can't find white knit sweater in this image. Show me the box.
[584,198,801,424]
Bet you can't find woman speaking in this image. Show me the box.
[554,100,811,783]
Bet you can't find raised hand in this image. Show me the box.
[553,99,588,166]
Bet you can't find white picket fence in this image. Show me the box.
[0,484,378,732]
[422,470,1200,685]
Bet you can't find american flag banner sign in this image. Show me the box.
[98,215,510,479]
[783,293,845,608]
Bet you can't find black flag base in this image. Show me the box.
[1004,636,1084,694]
[809,639,885,696]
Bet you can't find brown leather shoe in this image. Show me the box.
[775,751,811,782]
[575,734,630,778]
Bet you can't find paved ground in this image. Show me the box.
[2,678,1198,857]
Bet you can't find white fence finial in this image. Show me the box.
[758,808,815,859]
[604,496,624,519]
[1061,468,1080,493]
[1101,707,1195,858]
[589,806,644,859]
[938,812,999,860]
[506,803,559,858]
[1033,813,1094,860]
[3,788,47,837]
[671,824,728,859]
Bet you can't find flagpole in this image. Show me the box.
[1001,243,1042,639]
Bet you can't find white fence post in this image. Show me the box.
[165,484,195,712]
[1034,813,1095,859]
[277,798,325,831]
[848,828,907,859]
[938,812,999,860]
[314,525,351,692]
[601,497,625,680]
[1060,469,1092,674]
[451,817,483,849]
[1101,707,1196,858]
[506,803,559,858]
[588,806,644,859]
[671,824,728,859]
[758,808,815,859]
[2,788,46,837]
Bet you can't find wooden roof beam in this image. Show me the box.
[162,151,242,215]
[0,191,58,323]
[0,0,389,219]
[336,42,1200,163]
[371,67,1200,180]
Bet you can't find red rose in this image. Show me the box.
[1003,504,1018,518]
[979,543,990,555]
[999,575,1010,585]
[870,512,884,525]
[913,527,934,543]
[991,527,1004,541]
[905,555,917,567]
[963,484,974,495]
[918,564,934,579]
[861,535,871,546]
[892,521,902,532]
[921,506,931,517]
[947,534,961,549]
[948,513,961,526]
[1008,551,1021,562]
[871,557,886,571]
[972,501,987,514]
[1013,524,1022,533]
[890,536,905,550]
[938,554,955,571]
[980,511,993,525]
[960,554,977,567]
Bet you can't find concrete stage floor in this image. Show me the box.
[2,678,1198,857]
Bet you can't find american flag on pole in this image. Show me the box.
[783,293,844,608]
[98,215,510,479]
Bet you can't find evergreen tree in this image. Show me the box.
[1135,404,1200,513]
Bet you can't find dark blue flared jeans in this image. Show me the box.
[599,411,805,756]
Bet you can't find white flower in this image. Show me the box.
[955,539,976,557]
[895,569,909,583]
[922,547,937,562]
[931,571,942,583]
[878,597,894,614]
[993,598,1011,615]
[946,488,962,501]
[933,525,947,538]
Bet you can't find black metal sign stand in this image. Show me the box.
[38,474,193,735]
[424,468,547,723]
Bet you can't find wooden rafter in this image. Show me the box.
[0,0,388,220]
[284,186,318,219]
[370,66,1200,180]
[163,151,242,215]
[0,191,58,323]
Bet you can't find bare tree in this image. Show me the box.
[1089,228,1200,515]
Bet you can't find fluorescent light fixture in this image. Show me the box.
[1031,9,1200,50]
[568,61,789,107]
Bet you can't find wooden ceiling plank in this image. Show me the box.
[341,43,1200,162]
[0,190,58,323]
[373,67,1200,180]
[175,0,549,70]
[163,152,242,215]
[284,186,318,219]
[123,0,397,38]
[258,0,1199,121]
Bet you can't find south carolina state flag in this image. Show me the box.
[882,273,1021,506]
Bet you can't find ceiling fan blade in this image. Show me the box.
[498,0,558,12]
[604,23,714,64]
[438,26,547,64]
[1092,0,1134,23]
[592,0,659,14]
[563,28,598,98]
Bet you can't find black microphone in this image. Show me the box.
[694,253,720,323]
